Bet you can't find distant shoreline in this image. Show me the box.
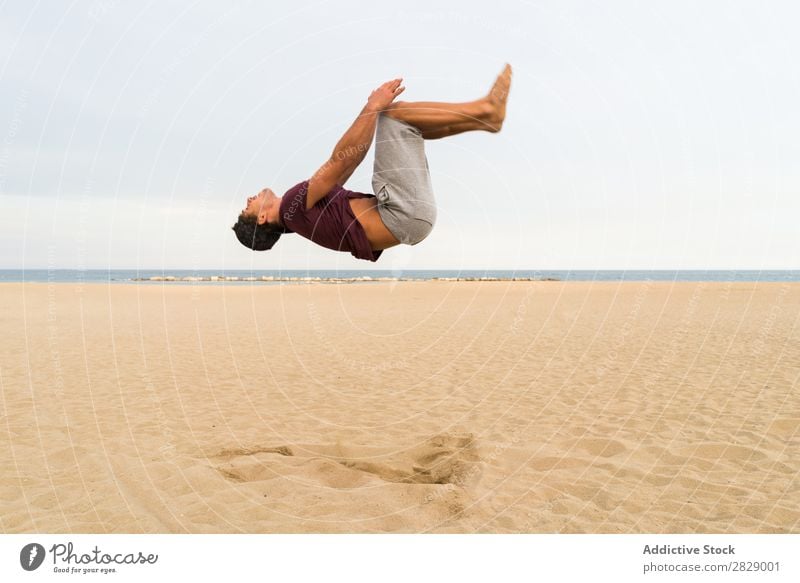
[130,275,563,283]
[0,276,562,285]
[1,269,798,284]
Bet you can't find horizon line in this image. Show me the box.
[2,267,798,272]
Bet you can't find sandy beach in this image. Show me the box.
[0,280,797,533]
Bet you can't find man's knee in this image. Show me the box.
[384,101,408,116]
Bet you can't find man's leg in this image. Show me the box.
[383,64,512,139]
[372,114,437,245]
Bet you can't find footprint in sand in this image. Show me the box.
[342,433,481,486]
[212,446,294,483]
[571,437,627,458]
[210,433,482,489]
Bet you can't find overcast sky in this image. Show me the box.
[1,0,798,270]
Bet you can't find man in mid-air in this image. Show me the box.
[233,64,512,261]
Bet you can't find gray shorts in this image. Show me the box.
[372,113,436,245]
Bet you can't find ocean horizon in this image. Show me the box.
[1,269,798,284]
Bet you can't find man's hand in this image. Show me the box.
[305,83,402,209]
[366,78,405,112]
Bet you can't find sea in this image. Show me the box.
[0,269,798,284]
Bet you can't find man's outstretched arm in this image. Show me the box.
[305,78,404,209]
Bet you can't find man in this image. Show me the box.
[232,64,512,261]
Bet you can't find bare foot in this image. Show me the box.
[486,63,512,131]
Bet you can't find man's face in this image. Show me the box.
[241,188,277,224]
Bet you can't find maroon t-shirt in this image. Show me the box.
[279,180,382,262]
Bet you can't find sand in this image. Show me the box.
[0,280,798,533]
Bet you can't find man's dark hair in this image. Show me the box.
[231,212,289,251]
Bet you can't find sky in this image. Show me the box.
[1,0,798,270]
